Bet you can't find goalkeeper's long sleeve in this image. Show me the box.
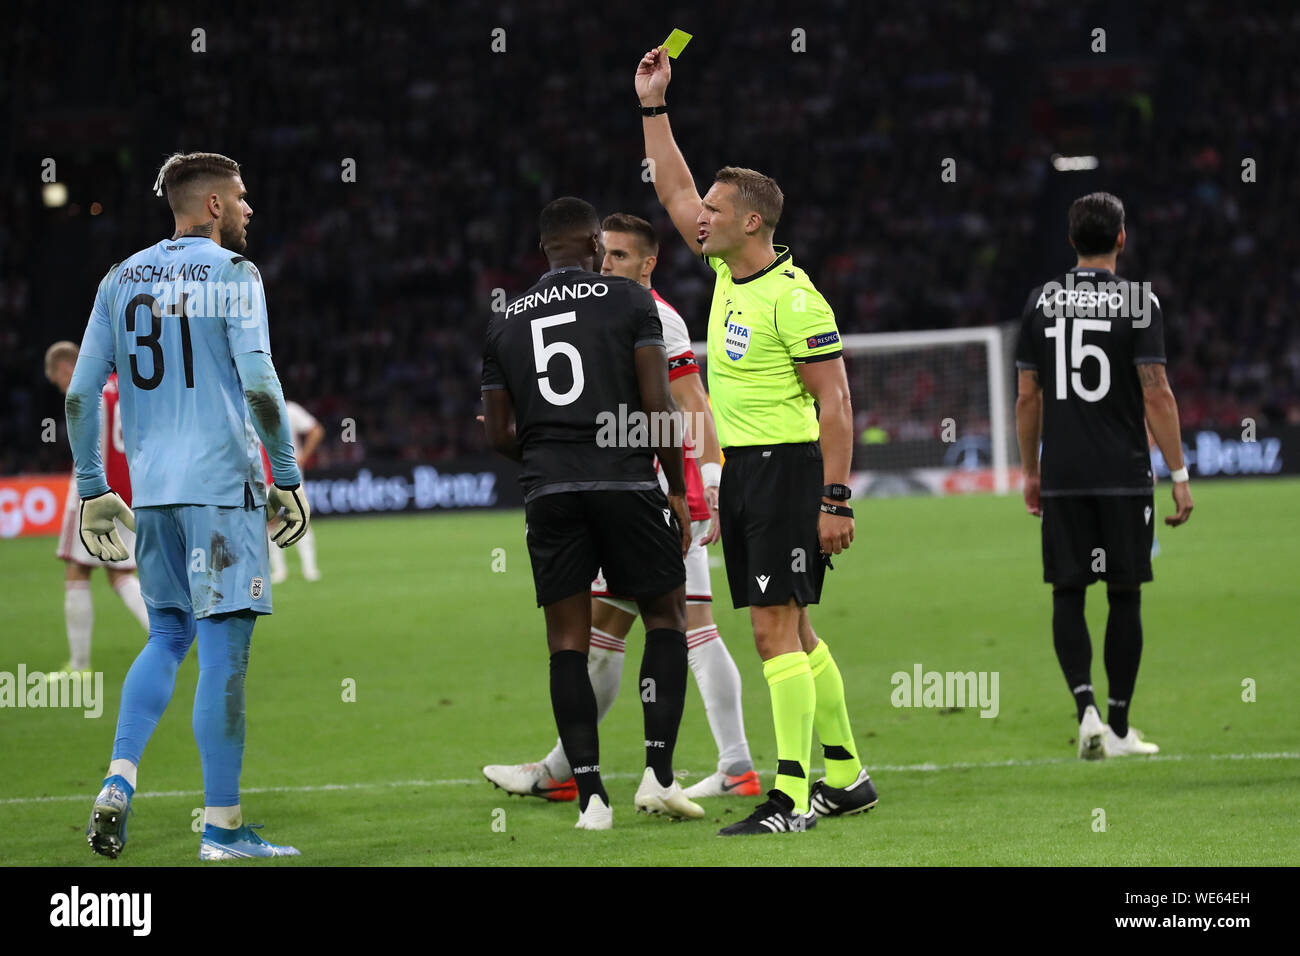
[234,350,302,489]
[65,354,113,499]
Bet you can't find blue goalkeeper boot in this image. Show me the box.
[86,774,134,859]
[199,822,301,860]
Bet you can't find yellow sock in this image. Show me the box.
[763,651,815,814]
[808,640,862,788]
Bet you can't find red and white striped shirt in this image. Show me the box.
[652,290,709,522]
[101,374,132,507]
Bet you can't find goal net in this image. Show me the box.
[695,325,1017,497]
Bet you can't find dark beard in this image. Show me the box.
[220,217,246,252]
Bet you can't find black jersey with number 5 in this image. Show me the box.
[482,266,666,502]
[1014,267,1166,495]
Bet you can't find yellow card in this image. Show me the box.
[662,28,692,58]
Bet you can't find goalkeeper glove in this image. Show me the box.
[78,491,135,562]
[267,483,310,548]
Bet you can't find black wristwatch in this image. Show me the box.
[822,483,852,501]
[640,104,669,116]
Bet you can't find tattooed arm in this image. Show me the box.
[1139,363,1193,526]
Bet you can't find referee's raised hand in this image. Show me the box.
[819,503,854,556]
[636,46,671,104]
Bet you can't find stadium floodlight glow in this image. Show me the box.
[42,182,69,207]
[1051,154,1100,172]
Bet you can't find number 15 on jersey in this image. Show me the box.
[1044,317,1111,403]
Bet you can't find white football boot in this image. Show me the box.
[1103,725,1160,756]
[482,761,576,801]
[574,794,613,830]
[682,768,762,799]
[1078,704,1106,760]
[633,767,705,819]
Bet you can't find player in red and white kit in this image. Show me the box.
[483,214,758,800]
[45,342,150,671]
[260,400,325,583]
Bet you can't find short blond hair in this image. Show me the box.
[152,151,241,212]
[45,340,78,377]
[714,166,784,235]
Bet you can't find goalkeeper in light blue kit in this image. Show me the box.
[68,151,310,860]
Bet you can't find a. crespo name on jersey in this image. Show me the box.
[1034,277,1153,323]
[505,281,608,317]
[1035,286,1125,311]
[117,262,212,285]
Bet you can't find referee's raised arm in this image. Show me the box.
[636,47,704,252]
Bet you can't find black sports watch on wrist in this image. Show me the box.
[639,104,669,116]
[822,483,852,501]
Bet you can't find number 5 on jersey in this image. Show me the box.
[532,311,585,406]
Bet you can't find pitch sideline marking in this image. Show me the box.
[5,750,1297,807]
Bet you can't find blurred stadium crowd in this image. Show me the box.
[3,0,1295,476]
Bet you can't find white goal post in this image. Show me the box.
[694,325,1016,496]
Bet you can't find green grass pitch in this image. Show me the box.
[2,478,1297,866]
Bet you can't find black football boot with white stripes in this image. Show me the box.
[717,788,817,836]
[809,768,878,817]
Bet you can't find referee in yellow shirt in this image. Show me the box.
[636,45,877,835]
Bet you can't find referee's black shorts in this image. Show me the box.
[1041,493,1155,588]
[719,442,828,609]
[524,488,685,607]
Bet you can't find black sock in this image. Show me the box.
[1104,588,1143,737]
[549,650,606,812]
[640,628,688,787]
[1052,587,1094,722]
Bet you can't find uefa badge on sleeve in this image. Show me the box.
[250,577,264,599]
